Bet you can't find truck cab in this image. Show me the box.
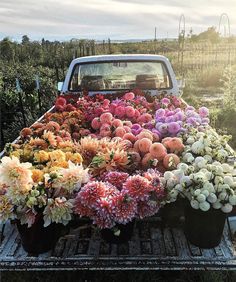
[60,54,180,97]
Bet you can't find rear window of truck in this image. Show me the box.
[69,61,171,91]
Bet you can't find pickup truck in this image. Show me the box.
[59,54,181,97]
[0,54,236,271]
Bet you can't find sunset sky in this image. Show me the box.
[0,0,235,41]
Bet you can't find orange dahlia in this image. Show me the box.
[42,131,57,147]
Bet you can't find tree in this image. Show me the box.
[0,37,15,61]
[22,35,30,45]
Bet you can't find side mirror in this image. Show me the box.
[57,82,63,92]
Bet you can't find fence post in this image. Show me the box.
[16,78,27,128]
[35,74,42,116]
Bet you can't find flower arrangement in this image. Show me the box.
[74,169,165,229]
[0,156,89,227]
[162,159,236,213]
[1,89,235,243]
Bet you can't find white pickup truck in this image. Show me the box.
[1,54,236,271]
[59,54,181,96]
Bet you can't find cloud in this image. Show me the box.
[0,0,235,40]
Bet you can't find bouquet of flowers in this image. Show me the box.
[0,156,89,227]
[74,169,165,230]
[163,159,236,213]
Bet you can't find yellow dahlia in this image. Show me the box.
[49,150,66,163]
[10,149,23,159]
[57,140,75,151]
[65,152,83,164]
[34,150,50,163]
[31,169,44,183]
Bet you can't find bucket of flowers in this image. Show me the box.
[0,151,89,254]
[74,169,165,243]
[163,150,236,248]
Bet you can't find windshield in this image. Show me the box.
[69,61,171,91]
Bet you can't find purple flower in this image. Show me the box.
[199,107,209,118]
[161,98,170,106]
[131,124,141,131]
[165,116,175,123]
[186,106,195,111]
[187,117,198,126]
[201,117,210,124]
[166,110,175,117]
[174,108,181,113]
[185,110,195,117]
[172,97,182,107]
[167,122,181,134]
[158,124,168,134]
[155,108,165,118]
[174,112,184,121]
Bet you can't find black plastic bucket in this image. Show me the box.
[17,213,68,254]
[184,204,226,248]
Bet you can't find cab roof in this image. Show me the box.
[70,54,169,64]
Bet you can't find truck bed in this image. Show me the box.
[0,217,236,271]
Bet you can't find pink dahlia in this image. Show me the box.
[125,106,136,118]
[73,199,95,218]
[161,97,170,106]
[115,106,126,118]
[123,175,151,201]
[93,210,115,229]
[111,194,137,224]
[102,171,129,190]
[137,200,160,219]
[124,92,135,100]
[77,181,107,208]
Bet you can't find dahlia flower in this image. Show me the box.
[0,195,15,223]
[102,171,129,190]
[77,136,99,164]
[42,131,57,147]
[0,156,32,188]
[52,161,89,192]
[17,207,37,227]
[137,199,160,219]
[43,197,74,227]
[123,175,152,201]
[34,150,50,163]
[111,193,137,224]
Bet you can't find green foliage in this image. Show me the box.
[220,66,236,107]
[189,27,220,43]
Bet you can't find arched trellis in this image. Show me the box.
[218,13,231,64]
[218,13,231,37]
[177,14,186,78]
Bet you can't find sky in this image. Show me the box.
[0,0,235,41]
